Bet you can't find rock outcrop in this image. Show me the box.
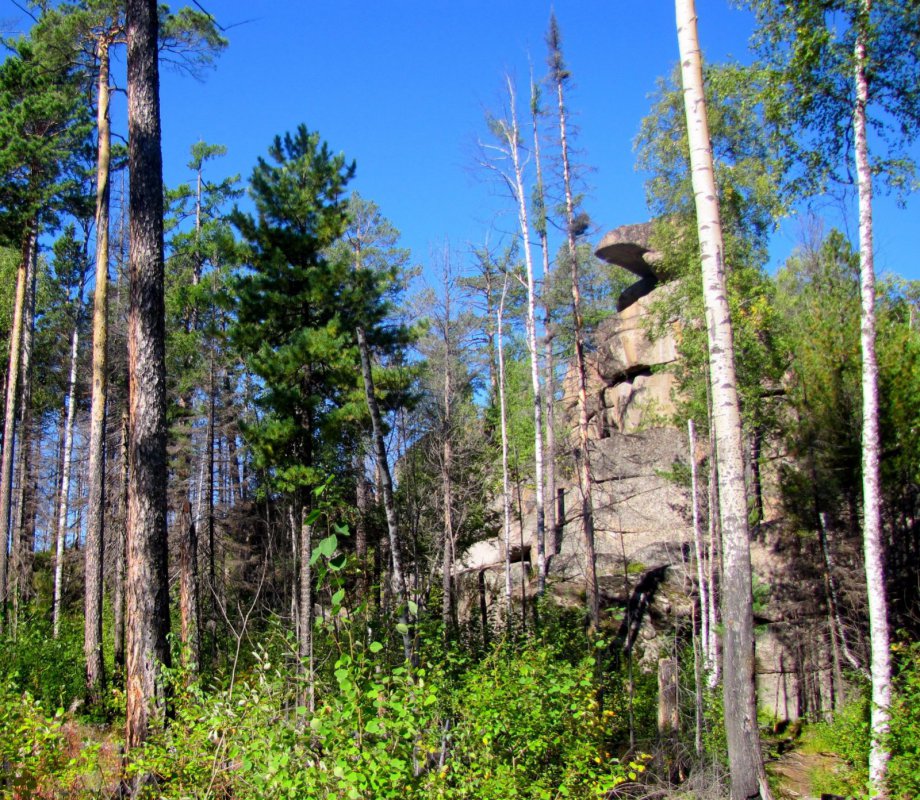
[459,222,839,721]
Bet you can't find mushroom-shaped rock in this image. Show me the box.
[595,222,661,280]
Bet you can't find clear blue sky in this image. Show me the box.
[5,1,920,282]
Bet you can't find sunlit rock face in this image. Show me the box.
[458,222,836,722]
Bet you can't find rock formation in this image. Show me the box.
[459,222,845,723]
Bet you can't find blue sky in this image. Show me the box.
[5,1,920,283]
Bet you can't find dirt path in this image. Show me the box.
[768,748,846,800]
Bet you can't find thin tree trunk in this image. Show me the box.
[497,277,513,620]
[0,227,34,631]
[84,34,112,705]
[675,3,771,796]
[498,75,547,596]
[9,238,35,639]
[548,24,599,627]
[707,405,721,689]
[853,6,891,791]
[356,326,412,662]
[354,447,370,600]
[299,506,314,713]
[818,512,863,676]
[531,77,558,558]
[53,320,80,640]
[125,0,171,753]
[689,420,711,678]
[178,499,200,673]
[113,410,128,681]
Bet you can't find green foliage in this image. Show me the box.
[635,64,786,440]
[0,682,104,799]
[888,642,920,799]
[742,0,920,200]
[125,604,633,800]
[800,692,869,797]
[0,613,85,713]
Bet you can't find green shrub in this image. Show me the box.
[0,682,103,798]
[888,642,920,800]
[0,612,86,713]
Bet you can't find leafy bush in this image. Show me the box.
[0,612,86,713]
[888,642,920,800]
[0,682,104,798]
[130,623,633,799]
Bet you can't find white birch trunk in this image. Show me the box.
[53,320,80,640]
[502,75,547,596]
[853,4,891,792]
[675,2,770,796]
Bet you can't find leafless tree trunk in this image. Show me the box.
[125,0,171,753]
[53,320,80,640]
[548,19,599,626]
[357,325,412,662]
[178,500,200,672]
[299,506,314,713]
[497,276,513,620]
[530,77,558,557]
[689,420,712,680]
[113,410,128,681]
[853,6,891,791]
[488,74,547,596]
[9,239,35,638]
[0,228,34,631]
[84,34,112,704]
[676,2,771,796]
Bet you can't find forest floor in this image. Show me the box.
[768,746,849,799]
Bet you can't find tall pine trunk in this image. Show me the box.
[125,0,171,752]
[675,2,771,797]
[853,5,891,792]
[497,277,513,619]
[85,34,112,704]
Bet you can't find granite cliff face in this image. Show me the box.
[459,223,840,721]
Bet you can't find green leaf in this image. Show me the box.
[331,588,345,607]
[396,622,409,635]
[368,641,383,653]
[310,533,338,564]
[329,554,347,571]
[407,600,418,616]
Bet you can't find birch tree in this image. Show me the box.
[741,1,920,790]
[480,74,548,595]
[675,2,771,797]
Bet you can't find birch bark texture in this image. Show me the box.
[125,0,171,752]
[853,3,892,791]
[675,2,771,798]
